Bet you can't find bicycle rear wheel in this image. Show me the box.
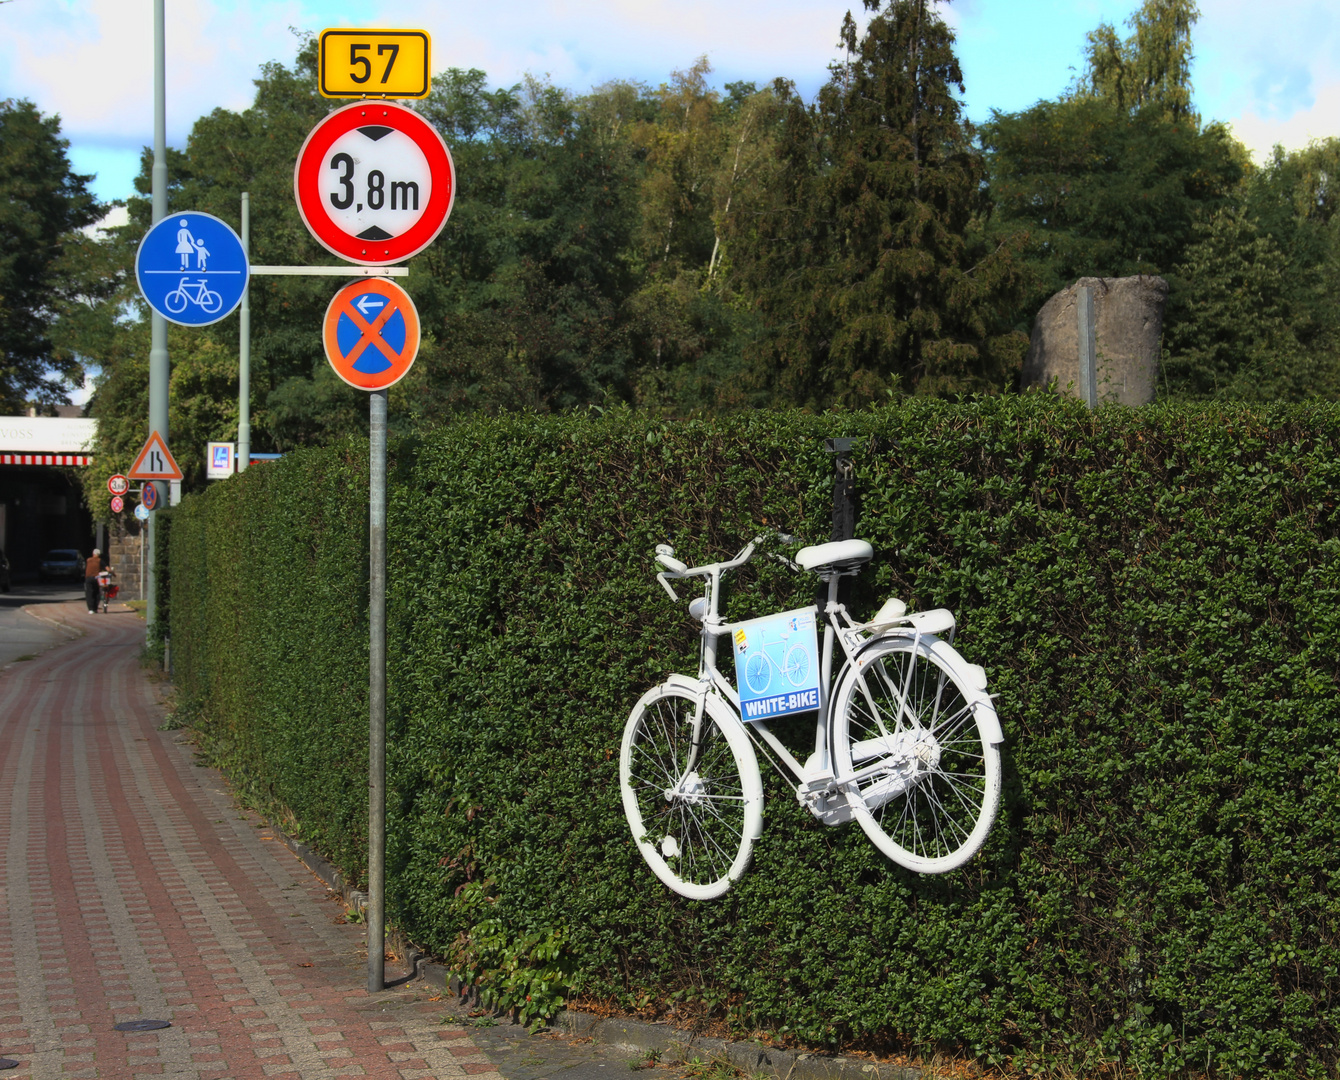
[830,635,1001,873]
[619,682,763,899]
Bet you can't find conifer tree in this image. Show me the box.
[730,0,1028,407]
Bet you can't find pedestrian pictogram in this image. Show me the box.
[136,212,249,326]
[141,483,159,511]
[128,431,184,482]
[294,101,455,266]
[323,278,421,391]
[318,29,431,99]
[108,474,130,496]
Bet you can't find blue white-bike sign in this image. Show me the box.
[135,212,249,326]
[733,607,822,720]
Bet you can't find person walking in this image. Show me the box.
[84,548,103,614]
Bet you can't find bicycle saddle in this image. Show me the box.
[795,539,874,573]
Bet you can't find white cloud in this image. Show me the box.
[1226,79,1340,163]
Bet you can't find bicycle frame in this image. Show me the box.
[656,538,953,804]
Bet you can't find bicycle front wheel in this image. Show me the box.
[619,682,763,900]
[831,635,1001,873]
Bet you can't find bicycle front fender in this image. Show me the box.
[658,674,746,731]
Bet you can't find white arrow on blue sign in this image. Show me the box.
[135,211,249,326]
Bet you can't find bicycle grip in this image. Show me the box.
[655,573,679,602]
[654,545,688,574]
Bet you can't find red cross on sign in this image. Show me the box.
[323,278,421,391]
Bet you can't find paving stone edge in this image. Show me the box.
[271,825,921,1080]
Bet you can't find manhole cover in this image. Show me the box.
[0,1058,18,1069]
[113,1020,171,1032]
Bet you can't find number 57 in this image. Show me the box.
[350,43,400,84]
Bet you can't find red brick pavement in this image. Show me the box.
[0,602,505,1080]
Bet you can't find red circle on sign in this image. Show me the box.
[108,474,129,496]
[110,495,125,514]
[141,483,159,511]
[294,101,455,266]
[323,278,421,391]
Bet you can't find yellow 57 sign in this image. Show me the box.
[318,29,431,99]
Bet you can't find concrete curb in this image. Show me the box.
[270,825,921,1080]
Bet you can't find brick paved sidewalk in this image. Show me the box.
[0,601,507,1080]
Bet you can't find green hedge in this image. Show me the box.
[166,397,1340,1077]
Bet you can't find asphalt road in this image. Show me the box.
[0,581,86,670]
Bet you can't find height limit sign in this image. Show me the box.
[294,100,455,266]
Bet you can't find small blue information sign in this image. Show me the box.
[732,607,822,721]
[135,212,249,326]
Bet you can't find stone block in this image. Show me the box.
[1022,275,1168,405]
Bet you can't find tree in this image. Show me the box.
[0,99,102,411]
[1161,207,1334,399]
[729,0,1030,407]
[982,100,1245,301]
[1241,138,1340,366]
[620,66,783,413]
[1078,0,1199,121]
[982,0,1245,340]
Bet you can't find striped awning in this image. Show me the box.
[1,453,92,466]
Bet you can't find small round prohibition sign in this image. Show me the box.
[141,483,159,511]
[294,100,455,266]
[323,278,421,391]
[108,473,130,496]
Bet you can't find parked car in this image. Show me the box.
[39,548,84,584]
[0,549,10,592]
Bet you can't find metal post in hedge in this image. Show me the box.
[825,438,857,542]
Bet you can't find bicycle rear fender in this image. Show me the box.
[835,631,1004,746]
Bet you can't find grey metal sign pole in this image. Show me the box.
[367,388,387,993]
[238,194,251,473]
[146,0,169,633]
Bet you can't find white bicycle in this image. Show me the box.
[619,533,1004,899]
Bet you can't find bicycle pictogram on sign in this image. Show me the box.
[323,278,421,391]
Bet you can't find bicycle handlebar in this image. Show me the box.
[654,532,797,601]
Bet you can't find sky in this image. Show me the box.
[0,0,1337,210]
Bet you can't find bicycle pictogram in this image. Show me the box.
[738,618,811,696]
[163,277,223,315]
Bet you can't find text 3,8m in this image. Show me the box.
[329,156,420,212]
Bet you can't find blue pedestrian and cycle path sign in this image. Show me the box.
[135,211,249,326]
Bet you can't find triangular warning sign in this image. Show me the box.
[128,430,184,482]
